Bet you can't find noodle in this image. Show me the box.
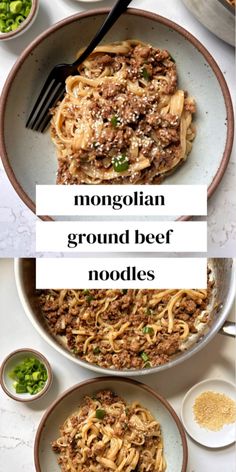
[50,40,196,185]
[52,390,166,472]
[37,285,213,370]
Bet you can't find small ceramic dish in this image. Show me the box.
[0,0,39,42]
[34,376,188,472]
[0,348,53,402]
[0,8,234,222]
[181,378,236,448]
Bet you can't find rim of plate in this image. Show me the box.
[181,378,236,448]
[0,8,234,222]
[34,376,188,471]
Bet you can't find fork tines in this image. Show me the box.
[26,72,65,132]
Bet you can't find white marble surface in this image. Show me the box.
[0,0,235,257]
[0,258,235,471]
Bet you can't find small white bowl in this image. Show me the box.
[0,0,39,42]
[181,378,236,448]
[0,348,53,402]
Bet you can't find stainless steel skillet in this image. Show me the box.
[14,258,235,377]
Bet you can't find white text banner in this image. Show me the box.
[36,258,207,289]
[36,185,207,217]
[36,221,207,253]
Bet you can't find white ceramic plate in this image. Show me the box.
[0,9,234,221]
[34,377,188,472]
[181,378,236,448]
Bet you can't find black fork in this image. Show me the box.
[26,0,133,133]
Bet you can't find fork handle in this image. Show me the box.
[72,0,133,69]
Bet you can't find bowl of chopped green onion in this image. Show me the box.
[0,0,38,41]
[0,348,52,402]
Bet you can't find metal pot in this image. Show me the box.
[182,0,235,47]
[14,258,235,377]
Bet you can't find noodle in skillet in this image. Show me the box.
[37,287,212,370]
[50,40,196,185]
[52,390,166,472]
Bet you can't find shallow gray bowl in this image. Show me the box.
[34,377,188,472]
[0,8,234,222]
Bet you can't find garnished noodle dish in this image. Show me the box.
[50,40,196,185]
[52,390,166,471]
[37,283,213,370]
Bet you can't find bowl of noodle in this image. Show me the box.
[0,8,234,221]
[34,377,188,472]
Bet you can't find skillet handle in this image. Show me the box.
[219,321,236,338]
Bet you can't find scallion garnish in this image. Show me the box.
[140,352,149,363]
[143,326,154,335]
[0,0,32,34]
[142,67,150,81]
[93,347,100,355]
[96,409,106,420]
[110,115,119,127]
[113,154,129,173]
[83,289,90,295]
[146,308,154,316]
[9,357,48,396]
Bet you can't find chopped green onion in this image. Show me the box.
[144,362,151,369]
[16,383,27,394]
[96,409,106,420]
[140,352,149,363]
[121,289,128,294]
[10,1,23,14]
[141,67,150,81]
[0,0,32,34]
[32,371,41,381]
[6,18,14,26]
[15,14,25,24]
[110,115,119,127]
[0,3,7,13]
[142,326,154,335]
[113,154,129,173]
[9,357,48,396]
[86,294,94,303]
[83,289,90,295]
[146,308,154,316]
[93,347,100,355]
